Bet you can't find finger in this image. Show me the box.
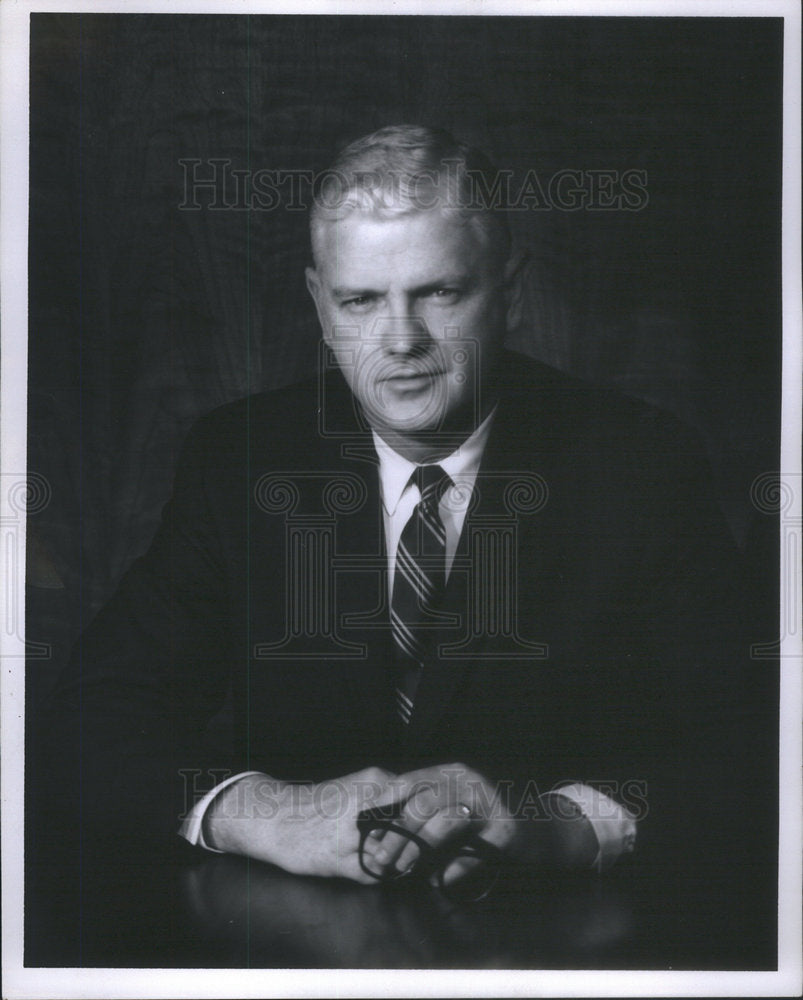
[371,788,439,871]
[371,834,410,871]
[395,806,475,873]
[357,836,387,877]
[351,831,403,883]
[339,852,386,886]
[371,820,424,872]
[440,854,483,886]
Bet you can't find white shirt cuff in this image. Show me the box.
[549,782,638,872]
[179,770,265,852]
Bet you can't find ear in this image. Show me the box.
[305,266,330,343]
[502,249,528,333]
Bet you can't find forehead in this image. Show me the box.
[312,209,495,285]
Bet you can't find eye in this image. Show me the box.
[341,295,375,313]
[429,287,460,303]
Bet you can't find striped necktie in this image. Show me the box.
[391,464,450,724]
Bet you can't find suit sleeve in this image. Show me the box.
[576,414,776,877]
[40,413,246,847]
[479,406,774,881]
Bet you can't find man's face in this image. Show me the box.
[306,209,515,450]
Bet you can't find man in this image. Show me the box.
[44,126,761,893]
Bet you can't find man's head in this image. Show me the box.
[305,125,523,460]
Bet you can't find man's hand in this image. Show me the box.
[368,763,599,885]
[367,763,523,885]
[203,767,401,884]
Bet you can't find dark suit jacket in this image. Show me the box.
[43,350,771,871]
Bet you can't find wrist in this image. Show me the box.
[508,792,599,869]
[203,772,287,855]
[540,792,600,868]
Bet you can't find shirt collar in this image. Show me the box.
[372,407,497,516]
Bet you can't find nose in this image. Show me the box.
[377,312,431,355]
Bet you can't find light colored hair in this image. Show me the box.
[309,124,511,265]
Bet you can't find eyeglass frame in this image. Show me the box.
[356,801,505,903]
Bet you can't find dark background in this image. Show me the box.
[27,13,782,704]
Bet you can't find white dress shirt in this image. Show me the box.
[371,407,494,595]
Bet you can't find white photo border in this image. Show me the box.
[2,2,800,997]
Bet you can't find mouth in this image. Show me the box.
[381,369,445,384]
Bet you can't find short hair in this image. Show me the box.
[310,124,511,265]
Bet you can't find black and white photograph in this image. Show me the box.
[2,1,801,996]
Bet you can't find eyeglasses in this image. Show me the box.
[356,802,504,904]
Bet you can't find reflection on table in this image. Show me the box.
[182,854,634,968]
[24,835,775,969]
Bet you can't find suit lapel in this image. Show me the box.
[331,441,400,748]
[403,470,506,747]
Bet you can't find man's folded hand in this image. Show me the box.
[367,763,600,885]
[203,767,402,883]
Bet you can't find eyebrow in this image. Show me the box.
[331,275,472,299]
[331,286,377,299]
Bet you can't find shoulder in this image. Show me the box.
[493,349,719,521]
[193,374,319,435]
[179,373,336,463]
[496,348,703,462]
[174,369,366,487]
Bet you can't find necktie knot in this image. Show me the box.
[413,465,450,509]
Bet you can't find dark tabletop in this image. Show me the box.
[24,832,776,971]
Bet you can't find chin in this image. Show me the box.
[378,420,441,438]
[367,404,445,435]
